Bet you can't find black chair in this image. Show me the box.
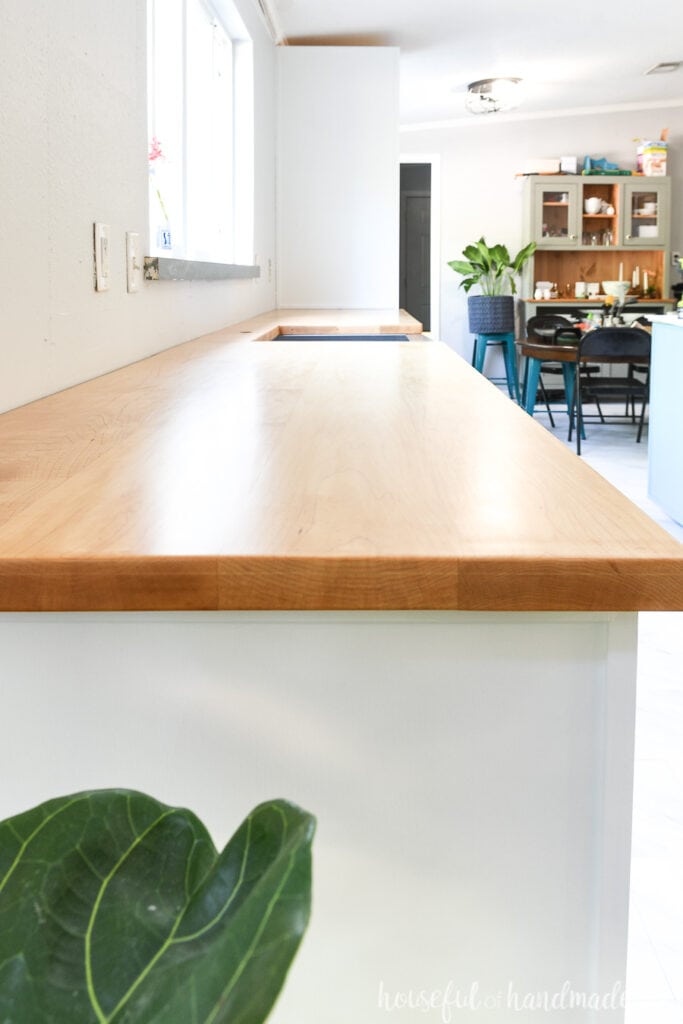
[625,315,651,416]
[569,327,651,455]
[524,315,576,424]
[524,315,599,426]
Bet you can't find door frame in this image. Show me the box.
[399,154,441,339]
[399,188,431,332]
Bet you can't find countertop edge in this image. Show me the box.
[0,554,680,613]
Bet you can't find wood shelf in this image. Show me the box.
[522,297,674,305]
[532,249,666,297]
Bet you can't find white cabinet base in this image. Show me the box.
[1,611,636,1022]
[649,319,683,525]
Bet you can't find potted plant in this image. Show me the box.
[448,237,536,334]
[0,789,315,1023]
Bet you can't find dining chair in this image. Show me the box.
[522,315,599,424]
[623,315,651,416]
[523,315,573,423]
[568,327,651,456]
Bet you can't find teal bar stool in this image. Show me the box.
[472,331,520,403]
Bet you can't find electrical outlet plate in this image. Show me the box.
[126,232,143,293]
[94,222,110,291]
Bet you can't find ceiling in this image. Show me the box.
[261,0,683,127]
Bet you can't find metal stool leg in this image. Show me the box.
[501,333,520,403]
[524,359,542,415]
[473,334,488,374]
[538,378,556,427]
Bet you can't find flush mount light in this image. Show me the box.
[644,61,681,75]
[465,77,522,115]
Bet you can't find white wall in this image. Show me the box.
[277,47,400,309]
[0,609,637,1022]
[400,107,683,357]
[0,0,277,414]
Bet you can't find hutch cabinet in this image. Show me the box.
[522,174,672,315]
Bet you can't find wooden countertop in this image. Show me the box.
[0,308,681,612]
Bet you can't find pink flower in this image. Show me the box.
[149,136,164,163]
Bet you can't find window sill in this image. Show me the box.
[143,257,260,282]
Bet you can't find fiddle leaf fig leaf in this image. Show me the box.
[0,790,315,1024]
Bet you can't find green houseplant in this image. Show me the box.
[448,237,536,333]
[0,790,315,1023]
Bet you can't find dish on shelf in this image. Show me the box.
[602,281,631,302]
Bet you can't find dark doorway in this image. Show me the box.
[400,163,431,332]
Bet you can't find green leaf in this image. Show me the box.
[472,240,494,273]
[460,276,478,292]
[511,240,537,273]
[460,243,483,265]
[0,790,315,1024]
[0,957,41,1020]
[447,259,474,277]
[488,243,509,270]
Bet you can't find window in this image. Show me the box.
[147,0,254,265]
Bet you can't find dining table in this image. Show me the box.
[518,322,651,420]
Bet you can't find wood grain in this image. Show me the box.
[0,308,681,611]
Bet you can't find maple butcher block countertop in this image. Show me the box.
[0,307,681,612]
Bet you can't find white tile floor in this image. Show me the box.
[529,405,683,1022]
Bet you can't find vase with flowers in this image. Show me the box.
[148,135,172,251]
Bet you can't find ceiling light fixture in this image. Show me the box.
[465,77,522,115]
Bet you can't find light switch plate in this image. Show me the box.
[126,231,143,293]
[93,222,110,291]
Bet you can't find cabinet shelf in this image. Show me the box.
[521,297,674,305]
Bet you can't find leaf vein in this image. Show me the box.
[174,815,252,946]
[202,828,296,1024]
[84,808,177,1023]
[0,796,83,896]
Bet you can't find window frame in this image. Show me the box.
[146,0,256,275]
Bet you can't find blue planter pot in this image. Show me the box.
[468,295,514,334]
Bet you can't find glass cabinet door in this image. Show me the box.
[533,182,580,247]
[622,182,669,247]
